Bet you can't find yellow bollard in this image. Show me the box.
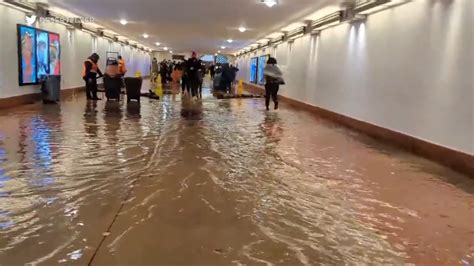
[237,80,244,96]
[135,70,142,77]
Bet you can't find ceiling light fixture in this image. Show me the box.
[143,33,149,38]
[221,46,226,49]
[218,50,221,53]
[119,19,128,25]
[155,42,160,46]
[163,47,169,51]
[262,0,278,8]
[238,27,247,33]
[227,39,233,43]
[169,51,173,54]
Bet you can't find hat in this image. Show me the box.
[267,57,277,65]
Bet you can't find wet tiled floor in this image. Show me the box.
[0,82,473,265]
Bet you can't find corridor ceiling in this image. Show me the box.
[47,0,343,55]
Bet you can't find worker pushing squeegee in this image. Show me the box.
[82,53,104,101]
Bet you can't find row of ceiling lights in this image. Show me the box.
[117,0,275,55]
[236,0,408,56]
[118,18,174,53]
[216,1,274,55]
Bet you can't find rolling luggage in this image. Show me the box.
[104,75,122,101]
[124,77,142,102]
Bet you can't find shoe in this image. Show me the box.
[266,106,270,111]
[274,103,279,110]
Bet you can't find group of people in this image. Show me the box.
[82,51,284,111]
[151,52,206,98]
[209,63,239,94]
[82,53,127,100]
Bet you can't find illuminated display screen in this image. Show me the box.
[250,57,258,83]
[17,24,61,86]
[257,54,269,84]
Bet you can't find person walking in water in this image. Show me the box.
[263,57,284,110]
[186,51,203,98]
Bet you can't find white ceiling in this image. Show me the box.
[48,0,343,55]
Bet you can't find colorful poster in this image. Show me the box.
[250,57,258,84]
[18,25,37,85]
[257,55,268,85]
[48,33,60,75]
[36,30,49,80]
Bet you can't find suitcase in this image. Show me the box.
[104,75,122,101]
[124,77,142,102]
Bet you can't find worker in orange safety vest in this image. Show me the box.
[82,53,103,100]
[118,55,127,76]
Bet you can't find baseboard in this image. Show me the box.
[0,86,86,110]
[242,82,474,177]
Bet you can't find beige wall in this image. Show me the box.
[237,0,474,154]
[0,5,152,99]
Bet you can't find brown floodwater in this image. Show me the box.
[0,83,473,266]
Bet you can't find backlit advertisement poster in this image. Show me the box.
[17,24,61,86]
[18,25,37,85]
[257,55,269,85]
[36,30,49,80]
[250,57,258,83]
[48,33,60,75]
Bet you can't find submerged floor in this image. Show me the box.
[0,83,473,265]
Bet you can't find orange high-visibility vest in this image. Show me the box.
[82,59,98,78]
[118,59,127,74]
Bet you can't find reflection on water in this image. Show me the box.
[0,86,472,265]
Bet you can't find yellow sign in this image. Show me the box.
[135,70,142,77]
[237,80,244,96]
[155,74,163,97]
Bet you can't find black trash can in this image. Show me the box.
[104,75,122,101]
[124,77,142,103]
[41,75,61,104]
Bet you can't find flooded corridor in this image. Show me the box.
[0,85,473,266]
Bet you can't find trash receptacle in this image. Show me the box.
[124,77,142,103]
[41,75,61,104]
[104,75,122,101]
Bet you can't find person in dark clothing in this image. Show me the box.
[160,61,168,85]
[182,70,189,94]
[230,64,239,86]
[220,63,233,94]
[82,53,103,100]
[263,57,284,111]
[185,52,203,98]
[209,64,216,79]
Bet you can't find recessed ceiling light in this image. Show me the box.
[221,46,226,49]
[238,27,246,33]
[214,53,218,56]
[218,50,221,53]
[119,19,128,25]
[143,33,149,38]
[163,47,169,51]
[169,51,173,54]
[155,42,160,46]
[262,0,278,8]
[227,39,233,43]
